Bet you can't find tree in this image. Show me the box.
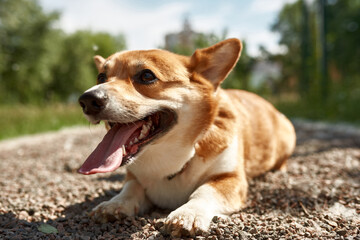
[0,0,60,103]
[271,0,360,122]
[48,31,126,101]
[271,0,304,94]
[272,0,360,91]
[222,40,254,90]
[0,0,127,104]
[326,0,360,81]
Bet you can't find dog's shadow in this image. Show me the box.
[59,173,169,239]
[62,173,127,217]
[0,173,167,239]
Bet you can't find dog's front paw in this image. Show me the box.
[90,199,138,223]
[164,204,213,237]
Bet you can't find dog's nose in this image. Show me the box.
[78,90,108,115]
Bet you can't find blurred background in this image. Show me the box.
[0,0,359,140]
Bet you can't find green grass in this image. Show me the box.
[274,96,360,126]
[1,91,359,141]
[0,103,88,140]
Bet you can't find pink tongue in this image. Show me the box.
[78,121,144,175]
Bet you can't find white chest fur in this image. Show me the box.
[128,135,239,209]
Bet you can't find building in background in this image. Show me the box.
[165,18,200,52]
[250,61,281,92]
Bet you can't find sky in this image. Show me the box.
[39,0,297,57]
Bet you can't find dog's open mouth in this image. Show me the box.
[78,109,176,175]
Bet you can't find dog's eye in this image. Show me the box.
[142,72,155,81]
[97,73,107,84]
[136,69,157,84]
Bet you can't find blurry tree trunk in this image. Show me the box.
[319,0,328,101]
[300,0,310,97]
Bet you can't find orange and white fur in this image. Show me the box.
[77,39,296,237]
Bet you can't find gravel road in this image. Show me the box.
[0,120,359,239]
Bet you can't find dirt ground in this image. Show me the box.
[0,120,359,239]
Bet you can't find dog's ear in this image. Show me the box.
[190,38,242,89]
[94,55,106,72]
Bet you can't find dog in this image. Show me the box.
[78,38,296,237]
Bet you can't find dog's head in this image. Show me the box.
[78,39,241,175]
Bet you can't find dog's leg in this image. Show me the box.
[272,155,289,172]
[90,172,151,223]
[165,172,248,237]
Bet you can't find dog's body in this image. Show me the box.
[78,39,296,236]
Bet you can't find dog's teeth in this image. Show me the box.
[141,125,148,134]
[140,123,151,138]
[130,140,133,146]
[147,119,152,127]
[134,138,139,143]
[139,132,145,140]
[122,145,126,155]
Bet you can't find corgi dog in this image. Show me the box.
[78,38,296,237]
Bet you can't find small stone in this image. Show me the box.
[215,228,224,235]
[249,228,257,234]
[212,216,219,223]
[18,210,29,220]
[80,218,89,224]
[159,226,166,235]
[79,236,90,240]
[324,219,338,228]
[140,218,147,226]
[155,220,164,229]
[28,209,35,216]
[336,229,347,236]
[218,223,227,228]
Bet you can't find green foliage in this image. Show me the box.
[326,0,360,78]
[0,103,88,140]
[271,0,305,94]
[275,78,360,125]
[272,0,360,87]
[0,0,126,104]
[0,0,60,103]
[222,40,254,90]
[48,31,126,101]
[38,224,58,234]
[271,0,360,123]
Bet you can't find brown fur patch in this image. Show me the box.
[189,39,242,89]
[194,89,237,160]
[208,172,247,211]
[224,89,296,178]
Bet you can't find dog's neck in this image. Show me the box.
[166,160,190,180]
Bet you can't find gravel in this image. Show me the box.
[0,120,359,239]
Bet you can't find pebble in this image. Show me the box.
[140,218,148,226]
[155,220,164,229]
[18,210,29,220]
[336,229,347,236]
[324,219,338,227]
